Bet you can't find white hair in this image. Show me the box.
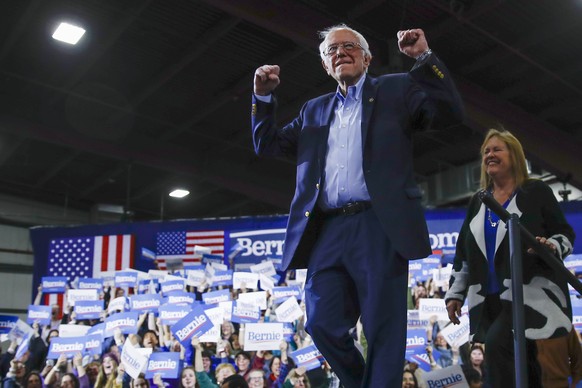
[318,23,372,60]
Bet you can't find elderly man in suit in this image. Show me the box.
[251,24,464,387]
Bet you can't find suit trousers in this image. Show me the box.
[304,207,409,388]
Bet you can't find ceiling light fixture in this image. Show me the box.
[169,189,190,198]
[52,22,86,45]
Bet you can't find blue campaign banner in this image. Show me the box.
[27,305,52,325]
[87,322,105,337]
[104,312,140,337]
[74,300,104,320]
[565,254,582,276]
[408,256,441,284]
[78,278,104,292]
[42,276,68,293]
[231,301,261,324]
[48,337,85,359]
[84,333,103,356]
[15,333,32,360]
[141,247,156,261]
[161,279,185,296]
[202,254,226,266]
[229,228,286,270]
[211,270,233,287]
[137,279,159,294]
[425,210,465,257]
[130,294,162,313]
[171,305,214,346]
[282,323,295,341]
[202,289,231,305]
[271,286,302,301]
[164,292,197,306]
[159,304,193,326]
[0,315,19,334]
[405,328,431,371]
[145,352,181,379]
[289,344,325,371]
[571,297,582,332]
[184,264,206,272]
[115,271,138,288]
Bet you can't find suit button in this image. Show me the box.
[316,183,320,190]
[305,211,310,217]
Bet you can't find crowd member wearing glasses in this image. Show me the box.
[252,23,464,387]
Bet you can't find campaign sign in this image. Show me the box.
[243,323,284,351]
[424,365,469,388]
[115,271,139,288]
[408,256,441,284]
[231,301,261,324]
[68,289,99,307]
[15,332,32,360]
[78,278,104,292]
[159,304,192,326]
[104,312,139,337]
[161,278,186,296]
[238,291,267,310]
[230,228,285,268]
[165,291,197,306]
[275,296,304,323]
[440,314,470,348]
[418,298,449,321]
[272,286,302,301]
[145,352,181,379]
[183,264,205,272]
[8,319,33,342]
[87,322,105,338]
[233,271,259,290]
[250,260,278,277]
[130,294,162,313]
[42,276,68,294]
[202,289,231,305]
[0,315,18,334]
[74,300,103,320]
[259,274,275,292]
[137,279,159,295]
[59,324,90,338]
[407,310,429,328]
[219,301,233,322]
[571,297,582,332]
[290,344,325,371]
[199,306,224,343]
[282,323,295,341]
[405,328,431,371]
[210,270,233,287]
[108,296,128,313]
[121,342,150,380]
[186,270,206,287]
[27,305,52,325]
[202,254,225,266]
[48,337,85,359]
[84,333,103,356]
[171,305,214,346]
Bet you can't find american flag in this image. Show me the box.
[156,230,224,270]
[44,235,135,307]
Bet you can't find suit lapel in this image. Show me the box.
[361,76,379,148]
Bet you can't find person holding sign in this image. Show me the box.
[252,23,464,387]
[445,129,577,387]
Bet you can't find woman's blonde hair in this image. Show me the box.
[285,368,311,388]
[479,128,529,189]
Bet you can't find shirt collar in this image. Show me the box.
[334,73,366,105]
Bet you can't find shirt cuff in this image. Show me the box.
[254,93,273,103]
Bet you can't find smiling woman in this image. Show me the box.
[445,128,577,387]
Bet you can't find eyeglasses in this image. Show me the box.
[322,41,363,57]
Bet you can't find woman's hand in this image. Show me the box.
[446,299,463,325]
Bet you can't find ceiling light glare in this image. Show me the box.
[52,22,86,44]
[169,189,190,198]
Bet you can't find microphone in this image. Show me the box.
[477,189,510,222]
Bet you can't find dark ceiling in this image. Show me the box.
[0,0,580,223]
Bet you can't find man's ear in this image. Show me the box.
[364,54,373,68]
[321,60,330,75]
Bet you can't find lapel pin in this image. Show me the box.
[369,98,374,103]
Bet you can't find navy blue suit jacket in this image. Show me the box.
[252,55,464,271]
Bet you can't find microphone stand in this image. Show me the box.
[478,190,582,388]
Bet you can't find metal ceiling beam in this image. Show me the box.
[0,114,291,208]
[34,150,82,188]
